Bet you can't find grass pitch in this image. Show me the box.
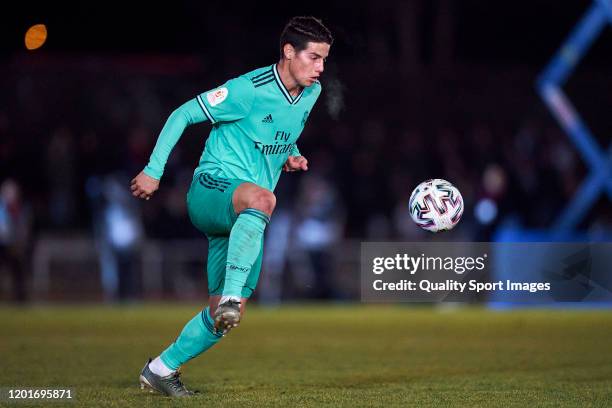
[1,304,611,407]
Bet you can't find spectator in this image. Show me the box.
[0,179,32,302]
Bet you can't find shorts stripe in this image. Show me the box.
[199,173,231,192]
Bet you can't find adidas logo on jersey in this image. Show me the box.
[262,114,273,123]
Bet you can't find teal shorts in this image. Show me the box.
[186,172,263,299]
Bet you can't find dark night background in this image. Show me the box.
[1,0,611,301]
[1,6,612,405]
[4,1,612,65]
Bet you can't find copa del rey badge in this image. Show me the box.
[206,87,228,107]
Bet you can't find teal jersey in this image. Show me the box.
[143,63,321,192]
[195,64,320,191]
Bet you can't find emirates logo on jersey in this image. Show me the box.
[254,141,296,155]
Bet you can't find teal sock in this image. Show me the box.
[223,208,269,297]
[160,307,222,370]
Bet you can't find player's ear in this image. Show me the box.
[283,43,295,60]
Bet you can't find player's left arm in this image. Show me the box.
[283,144,308,171]
[283,154,308,172]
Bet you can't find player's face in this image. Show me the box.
[290,41,330,87]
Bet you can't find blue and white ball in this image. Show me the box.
[409,179,464,232]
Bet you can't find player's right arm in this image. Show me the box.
[131,98,207,199]
[144,98,209,180]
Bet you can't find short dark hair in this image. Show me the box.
[279,16,333,59]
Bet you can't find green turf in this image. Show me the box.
[0,304,611,407]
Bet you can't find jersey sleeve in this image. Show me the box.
[289,144,301,156]
[195,76,255,124]
[143,98,208,180]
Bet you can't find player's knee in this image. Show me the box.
[247,190,276,215]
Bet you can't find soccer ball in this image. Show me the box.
[409,179,464,232]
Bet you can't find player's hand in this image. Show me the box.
[130,171,159,200]
[283,156,308,172]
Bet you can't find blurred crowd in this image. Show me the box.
[3,0,612,301]
[3,55,607,302]
[1,57,602,239]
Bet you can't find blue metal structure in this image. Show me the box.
[489,1,612,308]
[537,0,612,234]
